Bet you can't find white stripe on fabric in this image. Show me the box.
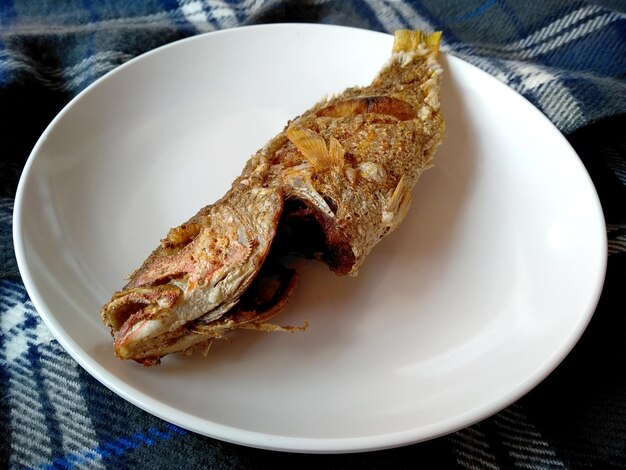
[508,452,569,467]
[178,0,279,31]
[363,0,406,31]
[383,0,434,35]
[501,61,584,133]
[453,49,585,132]
[496,5,604,52]
[524,11,621,59]
[454,449,500,470]
[0,49,57,86]
[179,0,215,32]
[0,48,133,92]
[535,80,585,133]
[607,225,626,255]
[608,239,626,255]
[1,296,54,466]
[8,369,53,467]
[206,1,239,28]
[39,346,105,469]
[58,51,133,91]
[0,11,181,36]
[450,425,499,470]
[0,292,102,468]
[494,406,567,469]
[60,51,133,80]
[1,302,54,362]
[471,6,623,60]
[511,62,558,90]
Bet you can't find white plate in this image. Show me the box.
[14,24,606,453]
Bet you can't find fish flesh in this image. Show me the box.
[101,29,445,366]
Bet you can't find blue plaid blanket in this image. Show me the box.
[1,1,625,468]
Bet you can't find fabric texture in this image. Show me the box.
[1,0,625,468]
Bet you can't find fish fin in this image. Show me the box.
[328,137,345,166]
[393,30,442,56]
[382,176,412,229]
[238,320,308,333]
[286,127,344,171]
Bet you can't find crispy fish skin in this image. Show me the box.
[101,30,445,365]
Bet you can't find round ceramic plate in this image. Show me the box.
[14,24,606,453]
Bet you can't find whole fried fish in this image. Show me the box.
[102,30,445,365]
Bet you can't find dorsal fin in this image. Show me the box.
[286,127,345,172]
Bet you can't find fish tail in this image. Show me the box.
[392,30,442,56]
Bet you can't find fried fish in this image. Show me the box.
[101,30,445,365]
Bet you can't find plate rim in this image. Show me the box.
[13,23,607,453]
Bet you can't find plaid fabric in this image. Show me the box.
[1,0,625,468]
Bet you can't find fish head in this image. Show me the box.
[100,187,284,363]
